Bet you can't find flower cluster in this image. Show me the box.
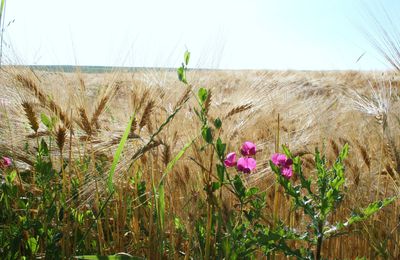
[0,156,12,169]
[224,141,257,173]
[271,153,293,179]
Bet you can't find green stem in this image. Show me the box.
[205,145,215,260]
[315,221,324,260]
[204,204,213,260]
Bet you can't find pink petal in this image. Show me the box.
[276,154,288,165]
[240,141,256,156]
[3,157,11,166]
[224,152,237,167]
[281,166,293,179]
[246,157,257,171]
[237,157,246,172]
[271,153,280,165]
[1,156,11,168]
[271,153,291,167]
[237,157,256,173]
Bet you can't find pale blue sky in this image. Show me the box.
[3,0,400,70]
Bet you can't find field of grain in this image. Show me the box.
[0,66,399,259]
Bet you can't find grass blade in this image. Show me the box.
[154,137,195,255]
[158,137,196,188]
[108,113,136,193]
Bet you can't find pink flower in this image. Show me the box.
[271,153,293,168]
[271,153,293,179]
[240,141,256,156]
[224,152,237,167]
[281,167,293,179]
[225,141,257,174]
[237,157,257,173]
[0,156,12,169]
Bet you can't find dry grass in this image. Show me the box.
[0,67,399,258]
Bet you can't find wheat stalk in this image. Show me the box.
[130,118,138,135]
[56,126,67,152]
[204,89,212,116]
[138,89,150,111]
[91,96,108,130]
[21,101,39,133]
[15,74,47,105]
[330,139,340,158]
[16,74,71,128]
[161,142,171,166]
[224,103,253,119]
[90,81,122,130]
[139,100,154,130]
[174,86,191,110]
[357,142,371,170]
[78,107,92,136]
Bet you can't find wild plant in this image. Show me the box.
[267,145,395,259]
[0,115,66,259]
[177,51,397,259]
[0,51,397,259]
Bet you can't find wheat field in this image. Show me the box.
[0,65,399,259]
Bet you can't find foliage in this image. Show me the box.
[0,52,397,259]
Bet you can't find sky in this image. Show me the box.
[3,0,400,70]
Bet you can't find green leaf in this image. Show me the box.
[282,145,293,158]
[330,175,345,191]
[233,174,246,200]
[269,160,280,174]
[6,170,17,184]
[174,217,185,232]
[339,143,349,161]
[158,180,165,232]
[214,117,222,129]
[27,236,39,254]
[184,50,190,65]
[202,127,213,144]
[293,156,312,194]
[40,113,52,129]
[177,66,186,84]
[158,138,194,185]
[216,138,226,158]
[356,197,395,219]
[107,114,136,193]
[324,197,396,237]
[39,138,49,156]
[245,187,259,198]
[198,88,208,104]
[211,181,221,192]
[217,164,225,182]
